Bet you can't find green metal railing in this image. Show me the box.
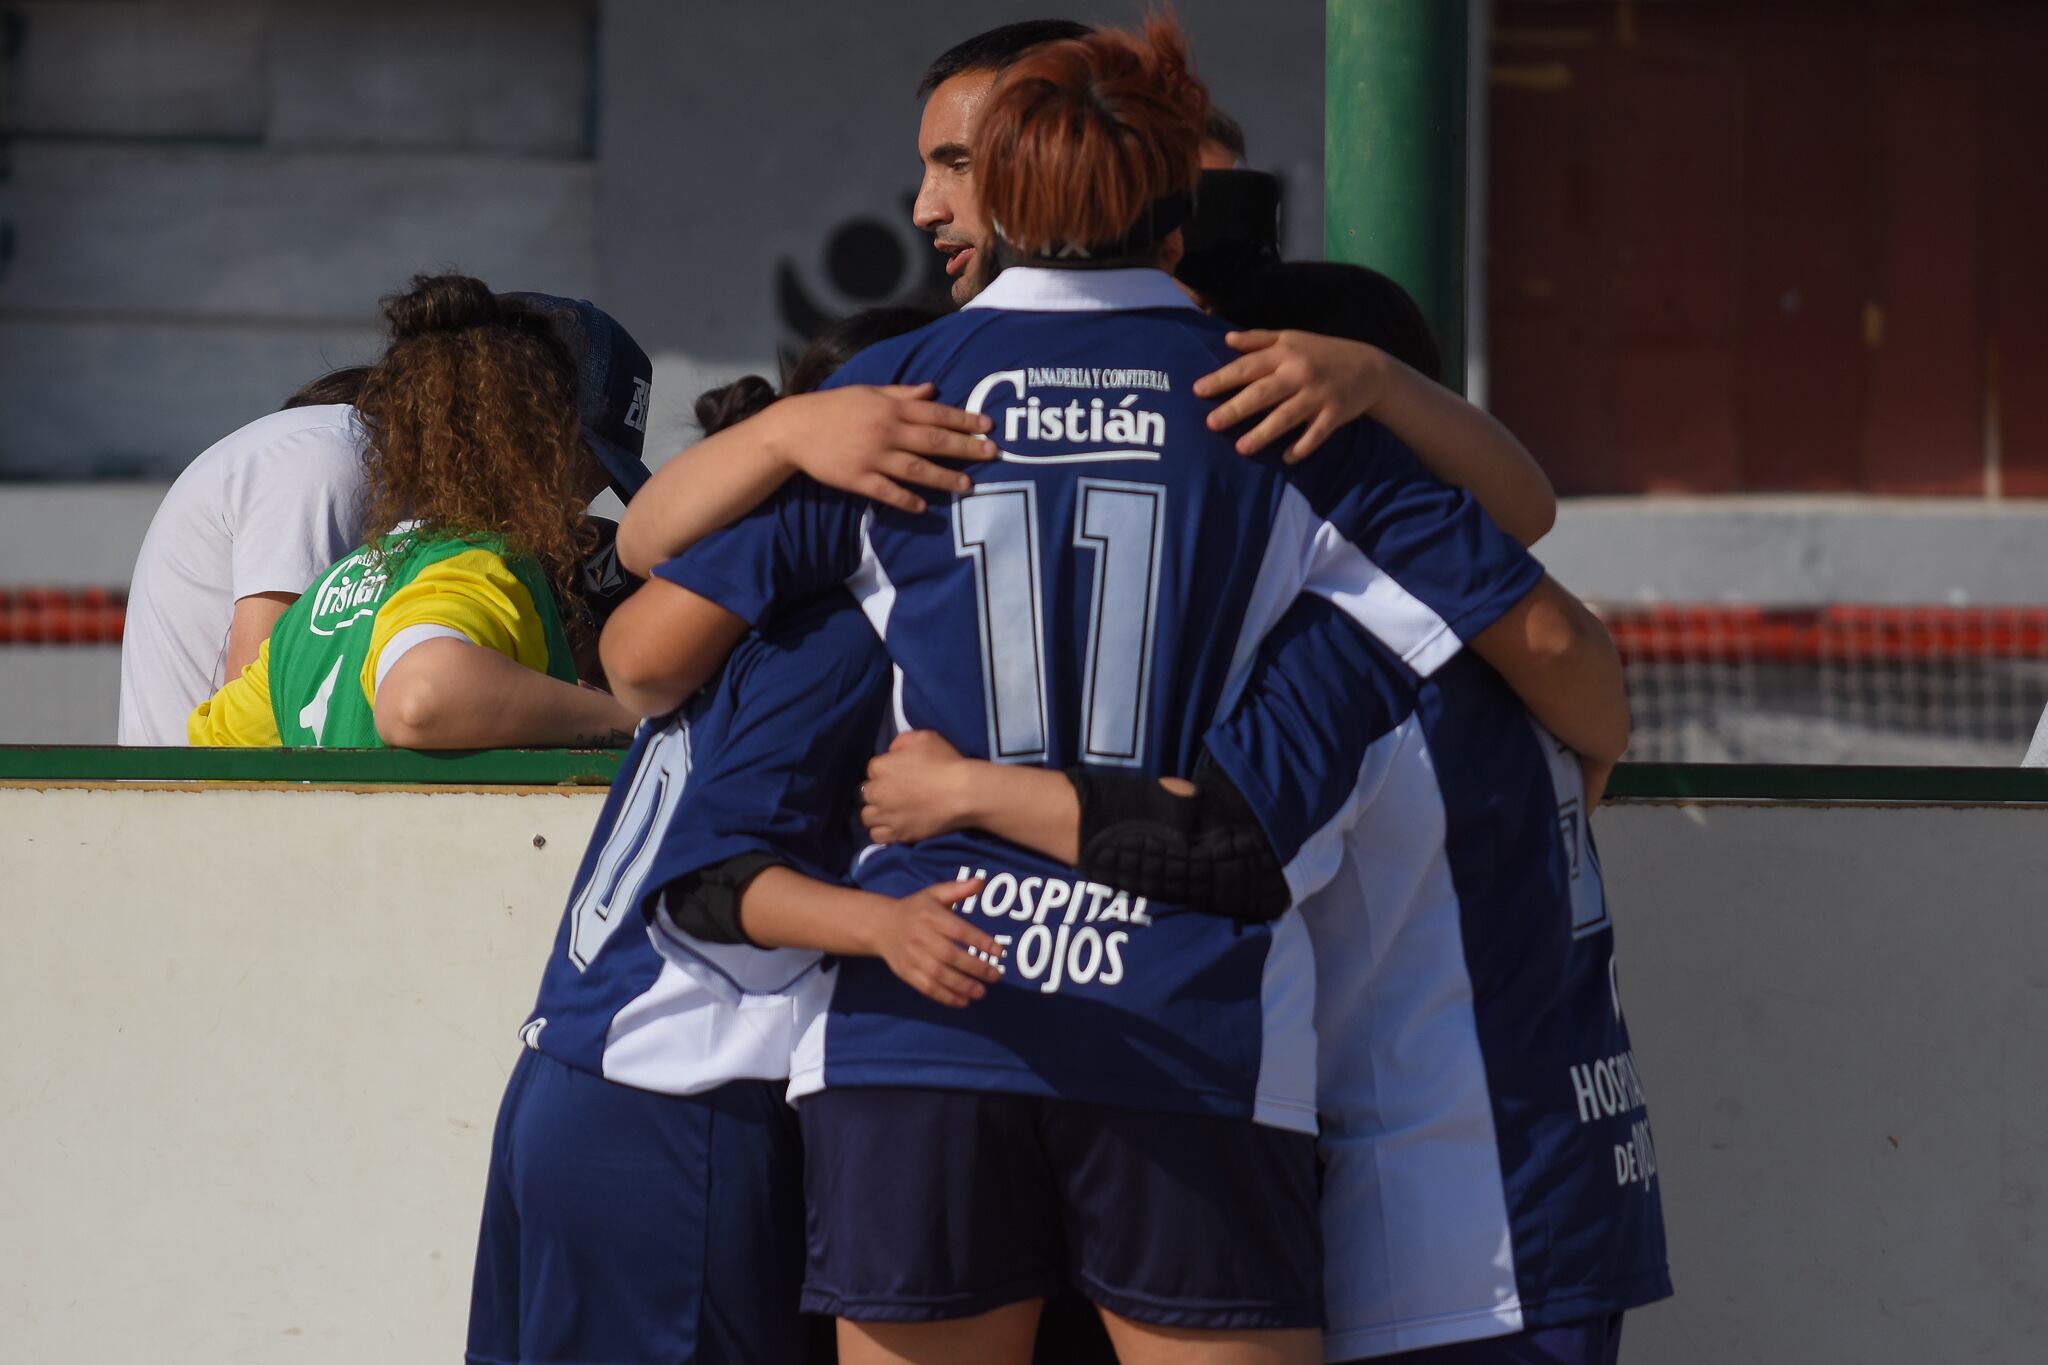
[0,746,623,786]
[3,747,2047,803]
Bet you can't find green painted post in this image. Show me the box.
[1326,0,1470,393]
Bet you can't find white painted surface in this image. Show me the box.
[1602,798,2048,1364]
[1,785,2045,1361]
[0,785,604,1364]
[1544,496,2048,607]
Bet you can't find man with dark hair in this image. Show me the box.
[912,20,1092,304]
[913,19,1256,305]
[913,18,1093,99]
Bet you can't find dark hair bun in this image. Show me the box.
[383,272,502,340]
[694,374,778,436]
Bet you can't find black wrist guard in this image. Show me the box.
[1067,759,1291,923]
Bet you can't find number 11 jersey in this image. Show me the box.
[658,266,1544,1128]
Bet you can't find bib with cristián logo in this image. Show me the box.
[266,530,575,748]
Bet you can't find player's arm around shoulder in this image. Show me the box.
[598,576,751,722]
[614,385,991,579]
[1469,575,1630,802]
[1195,328,1556,546]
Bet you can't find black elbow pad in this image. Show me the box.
[1067,761,1291,923]
[664,851,784,945]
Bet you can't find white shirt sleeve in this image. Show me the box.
[2025,704,2048,769]
[223,410,367,602]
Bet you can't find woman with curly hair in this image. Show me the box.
[188,273,647,749]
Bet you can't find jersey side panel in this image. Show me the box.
[1302,733,1525,1357]
[1419,657,1673,1327]
[524,595,890,1095]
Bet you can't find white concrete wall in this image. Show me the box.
[0,785,603,1364]
[1,783,2044,1361]
[1544,496,2048,607]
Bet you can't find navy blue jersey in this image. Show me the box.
[521,592,890,1095]
[1203,597,1672,1356]
[660,267,1543,1126]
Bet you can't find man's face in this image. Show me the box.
[913,71,996,305]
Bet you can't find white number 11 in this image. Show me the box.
[952,479,1165,768]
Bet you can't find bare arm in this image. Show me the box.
[223,591,296,679]
[1195,330,1557,547]
[1363,352,1557,546]
[862,731,1086,862]
[736,867,1001,1010]
[373,637,638,749]
[615,385,993,578]
[861,733,1289,914]
[1469,576,1631,767]
[597,577,751,719]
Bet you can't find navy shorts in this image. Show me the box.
[1345,1313,1625,1365]
[799,1087,1323,1330]
[467,1047,821,1365]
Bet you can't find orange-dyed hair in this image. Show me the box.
[972,12,1210,260]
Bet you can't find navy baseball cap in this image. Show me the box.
[500,292,656,500]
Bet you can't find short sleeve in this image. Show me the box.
[651,598,891,885]
[1284,423,1545,677]
[223,420,365,601]
[189,638,282,746]
[1201,598,1419,904]
[653,478,866,627]
[361,548,552,705]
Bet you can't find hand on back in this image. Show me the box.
[866,878,1004,1010]
[1194,329,1391,462]
[772,384,993,513]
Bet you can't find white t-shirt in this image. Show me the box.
[117,405,368,745]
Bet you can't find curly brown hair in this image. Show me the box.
[355,273,599,628]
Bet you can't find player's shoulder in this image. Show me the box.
[733,589,887,693]
[826,311,991,388]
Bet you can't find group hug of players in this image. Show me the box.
[196,14,1672,1365]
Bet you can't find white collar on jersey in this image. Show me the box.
[963,266,1202,314]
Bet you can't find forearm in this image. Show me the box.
[735,866,890,956]
[916,757,1291,922]
[374,639,634,749]
[223,592,295,678]
[950,762,1085,865]
[1369,354,1556,547]
[1472,577,1631,764]
[616,414,793,577]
